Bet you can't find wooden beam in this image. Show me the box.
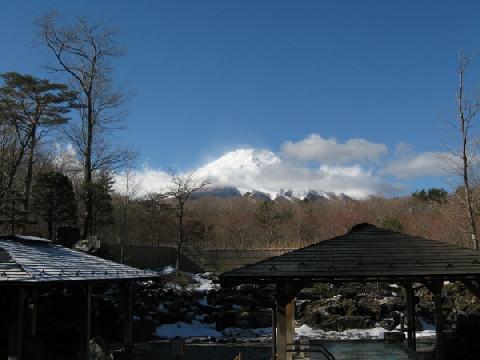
[405,282,416,351]
[285,298,295,360]
[8,287,26,360]
[79,285,92,360]
[122,282,133,359]
[272,300,277,359]
[275,298,286,360]
[428,280,445,360]
[275,282,304,360]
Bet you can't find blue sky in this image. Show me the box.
[1,1,480,197]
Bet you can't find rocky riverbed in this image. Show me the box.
[120,268,479,343]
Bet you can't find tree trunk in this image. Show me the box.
[23,123,37,226]
[121,196,128,264]
[83,96,94,238]
[458,58,479,250]
[175,203,184,279]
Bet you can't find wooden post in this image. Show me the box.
[8,287,26,360]
[285,298,295,360]
[122,281,133,359]
[275,283,300,360]
[80,285,92,360]
[431,281,445,360]
[276,295,287,360]
[405,282,416,351]
[272,300,277,359]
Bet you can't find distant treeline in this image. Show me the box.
[103,187,473,250]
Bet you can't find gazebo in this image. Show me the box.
[220,223,480,360]
[0,234,160,360]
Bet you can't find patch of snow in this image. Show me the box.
[295,325,388,340]
[198,296,209,306]
[416,330,436,338]
[191,273,219,292]
[195,314,207,321]
[15,235,51,243]
[160,265,176,275]
[232,304,242,310]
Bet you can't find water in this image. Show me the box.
[311,341,420,360]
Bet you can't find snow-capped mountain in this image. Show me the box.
[193,148,353,201]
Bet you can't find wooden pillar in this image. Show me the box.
[275,283,298,360]
[285,298,295,360]
[405,282,416,351]
[122,282,133,359]
[431,281,445,360]
[272,300,277,359]
[276,297,287,360]
[8,287,26,360]
[79,285,92,360]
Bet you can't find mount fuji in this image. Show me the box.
[193,148,353,201]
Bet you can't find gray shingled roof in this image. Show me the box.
[220,223,480,283]
[0,235,160,284]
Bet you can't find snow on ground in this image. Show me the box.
[296,324,436,340]
[156,322,436,340]
[159,265,176,275]
[296,325,388,340]
[416,318,436,338]
[191,273,219,292]
[154,268,437,341]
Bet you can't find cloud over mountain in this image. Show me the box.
[118,134,451,200]
[282,134,388,164]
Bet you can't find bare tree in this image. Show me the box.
[143,192,174,246]
[116,170,142,263]
[36,12,135,238]
[445,51,480,249]
[164,171,209,275]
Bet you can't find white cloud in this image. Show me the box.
[115,134,461,199]
[382,152,455,179]
[127,148,401,199]
[281,134,388,164]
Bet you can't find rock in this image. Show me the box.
[215,311,238,331]
[184,311,196,323]
[378,318,397,331]
[89,337,113,360]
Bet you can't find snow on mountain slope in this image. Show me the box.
[194,148,354,200]
[127,147,389,199]
[196,148,280,179]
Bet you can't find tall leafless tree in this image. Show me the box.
[445,51,480,249]
[36,12,135,238]
[164,171,208,275]
[116,170,142,263]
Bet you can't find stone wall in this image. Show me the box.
[101,243,294,273]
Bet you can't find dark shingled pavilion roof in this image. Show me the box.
[220,223,480,284]
[0,235,160,284]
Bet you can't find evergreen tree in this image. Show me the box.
[32,171,77,239]
[412,188,448,204]
[0,72,75,213]
[380,217,404,233]
[89,172,115,234]
[0,189,30,234]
